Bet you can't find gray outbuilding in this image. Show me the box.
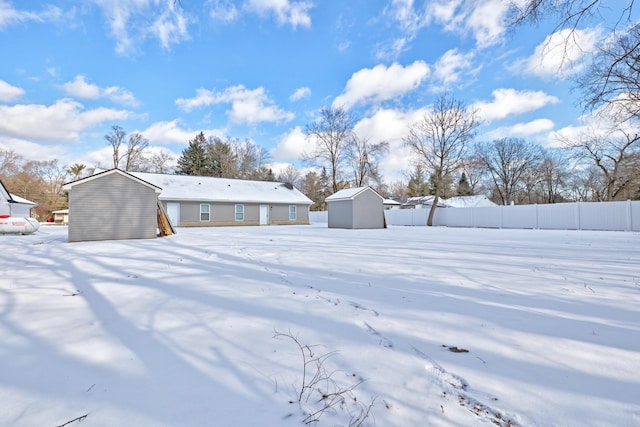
[62,169,162,242]
[325,186,386,229]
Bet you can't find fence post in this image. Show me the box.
[627,200,632,231]
[576,201,581,230]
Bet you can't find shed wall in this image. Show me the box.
[328,200,353,228]
[68,173,158,242]
[352,190,384,229]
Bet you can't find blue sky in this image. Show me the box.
[0,1,633,182]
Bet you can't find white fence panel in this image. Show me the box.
[435,207,472,227]
[501,205,537,229]
[471,207,502,228]
[579,201,629,231]
[313,200,640,231]
[632,202,640,231]
[385,208,428,226]
[309,211,328,223]
[537,203,579,229]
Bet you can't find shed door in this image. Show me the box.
[260,205,269,225]
[167,202,180,226]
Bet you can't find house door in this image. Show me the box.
[167,202,180,226]
[260,205,269,225]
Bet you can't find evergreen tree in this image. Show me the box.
[177,132,211,176]
[456,172,473,196]
[407,166,430,196]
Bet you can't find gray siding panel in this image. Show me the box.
[161,200,310,226]
[328,200,353,228]
[353,190,384,229]
[68,173,157,242]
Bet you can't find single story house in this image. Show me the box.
[62,169,162,242]
[325,186,386,229]
[51,209,69,224]
[129,171,313,227]
[402,195,497,209]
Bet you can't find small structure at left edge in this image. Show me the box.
[62,169,172,243]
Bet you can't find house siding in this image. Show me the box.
[160,201,310,226]
[68,173,158,242]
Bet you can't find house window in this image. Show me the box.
[200,204,210,221]
[235,204,244,221]
[289,205,296,220]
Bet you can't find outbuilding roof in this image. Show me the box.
[325,186,384,202]
[129,172,313,205]
[62,169,162,193]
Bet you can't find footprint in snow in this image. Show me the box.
[363,321,393,348]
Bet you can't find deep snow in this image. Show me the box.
[1,224,639,427]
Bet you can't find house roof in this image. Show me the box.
[9,193,37,206]
[404,194,497,208]
[325,186,384,202]
[129,171,313,205]
[62,169,162,193]
[0,179,12,202]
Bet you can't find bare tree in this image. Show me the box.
[404,94,478,225]
[0,149,22,178]
[559,125,640,200]
[105,125,126,169]
[536,148,571,203]
[475,138,544,205]
[509,1,639,120]
[146,151,175,174]
[508,1,636,33]
[123,132,149,171]
[577,22,640,122]
[304,106,355,193]
[346,135,389,187]
[277,164,301,187]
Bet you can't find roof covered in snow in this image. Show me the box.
[130,171,313,205]
[405,194,497,208]
[9,193,37,206]
[325,186,383,202]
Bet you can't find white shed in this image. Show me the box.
[325,186,385,229]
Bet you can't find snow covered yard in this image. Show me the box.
[1,224,639,427]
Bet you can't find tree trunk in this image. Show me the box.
[427,194,439,226]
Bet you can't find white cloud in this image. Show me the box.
[90,0,191,55]
[289,87,311,102]
[209,0,239,23]
[150,2,190,50]
[0,80,24,102]
[0,99,133,141]
[271,126,306,160]
[485,118,555,139]
[244,0,313,28]
[141,120,225,145]
[0,1,63,30]
[333,61,429,109]
[432,48,476,88]
[209,0,313,27]
[473,88,560,122]
[353,107,427,181]
[517,27,602,79]
[383,0,511,50]
[176,85,295,125]
[60,75,139,107]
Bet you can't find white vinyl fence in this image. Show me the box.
[310,200,640,231]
